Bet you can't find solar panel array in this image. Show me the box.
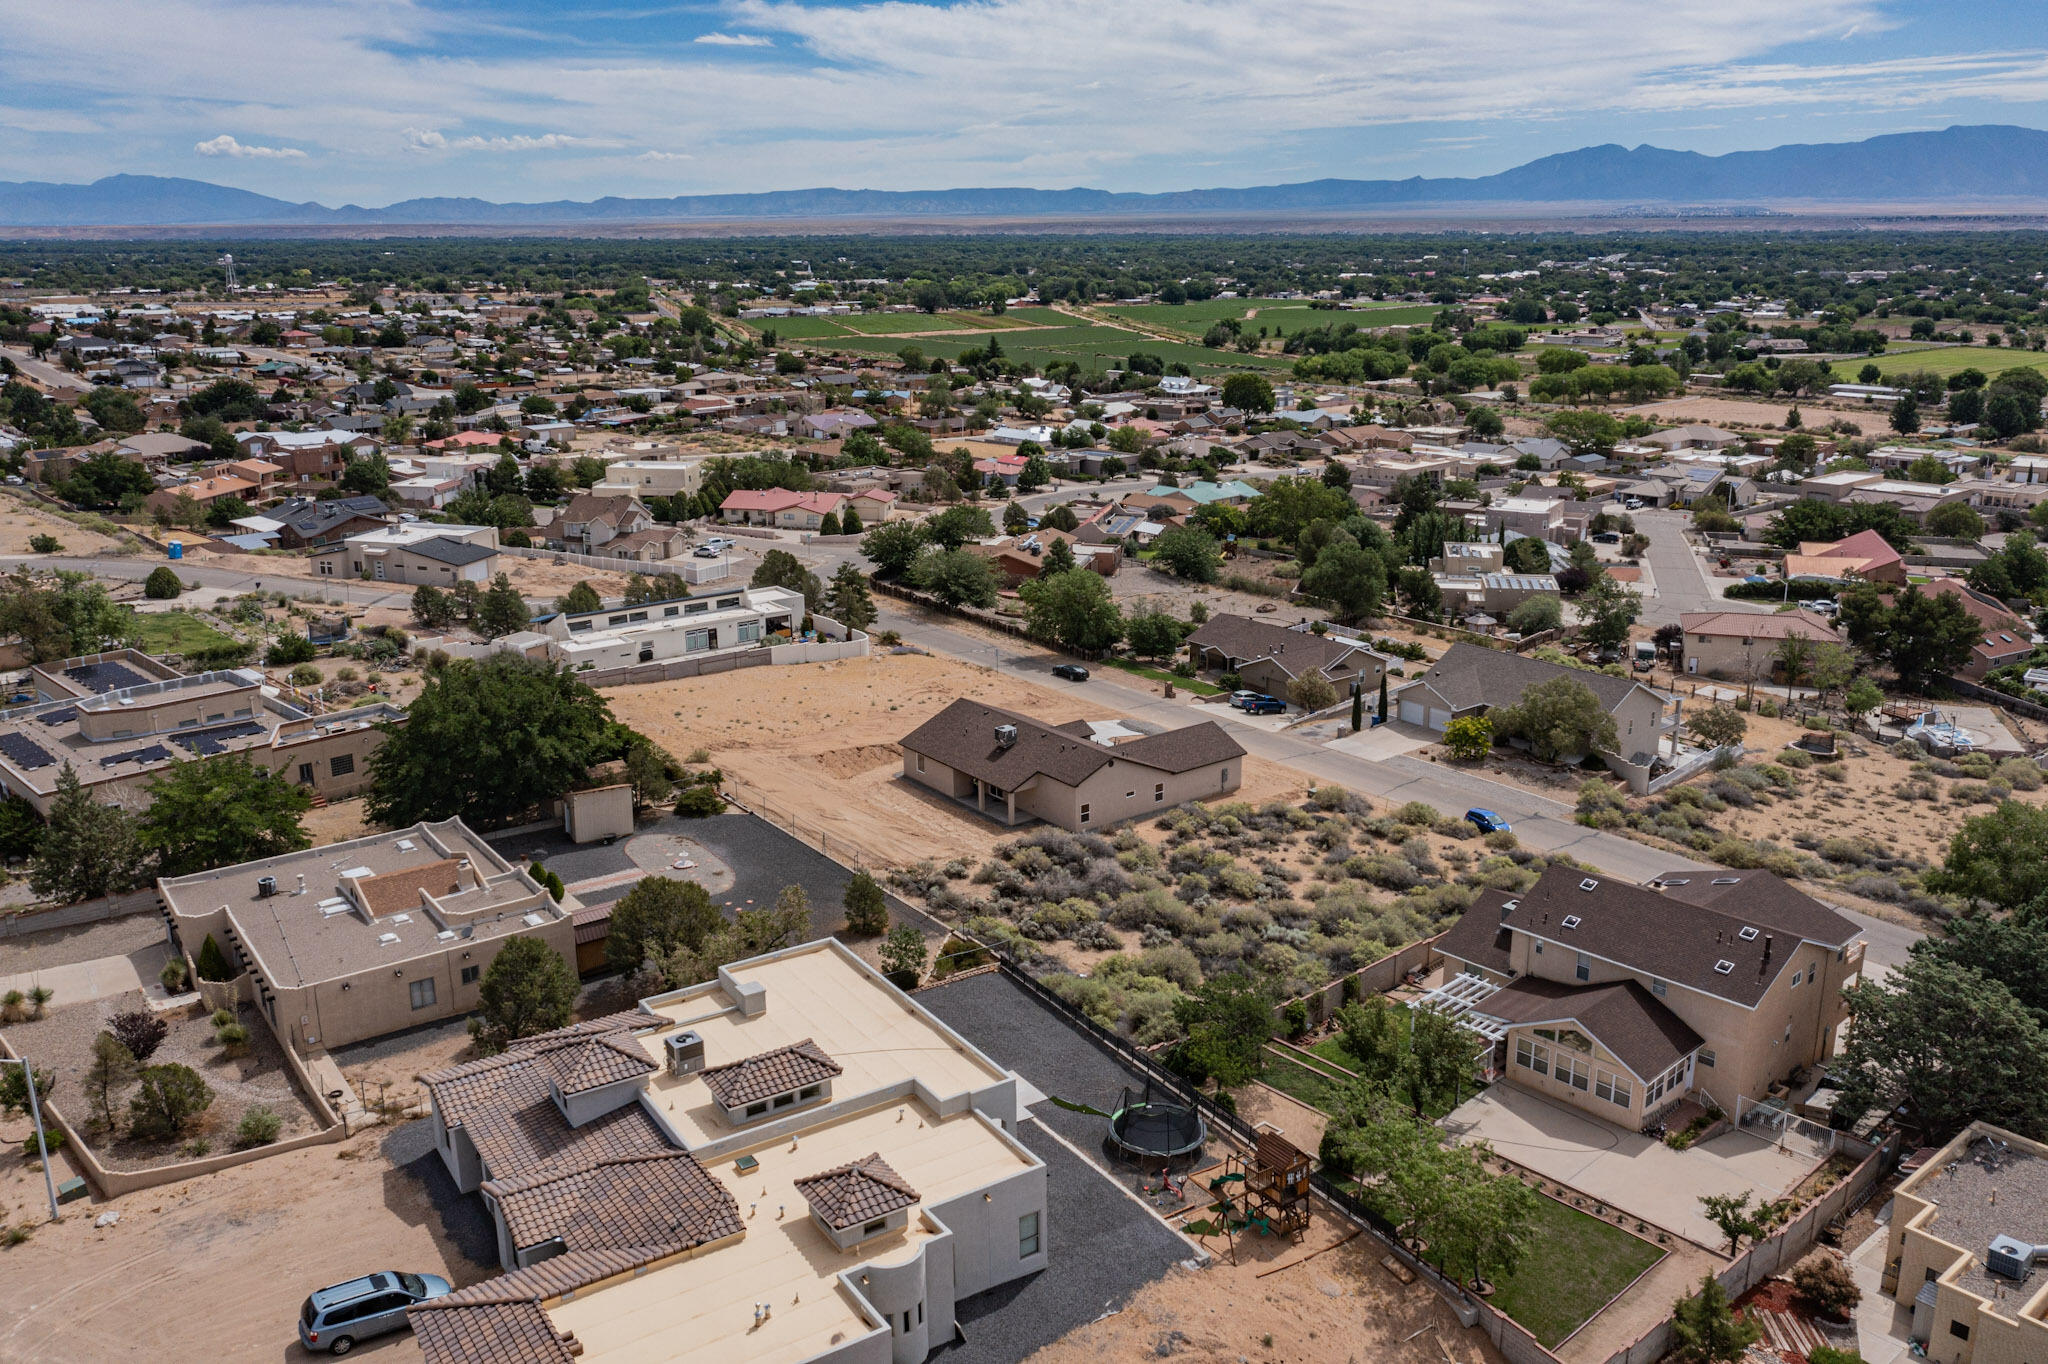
[63,662,148,694]
[0,733,56,770]
[100,744,171,769]
[169,721,267,757]
[38,707,76,726]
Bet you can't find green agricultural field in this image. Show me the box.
[120,607,237,656]
[1860,346,2048,381]
[1486,1197,1666,1347]
[1104,298,1439,341]
[753,314,854,339]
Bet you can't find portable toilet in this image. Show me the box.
[167,540,183,560]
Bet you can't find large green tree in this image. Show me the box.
[1838,584,1980,690]
[1492,676,1617,762]
[1669,1274,1761,1364]
[752,549,824,611]
[825,562,878,632]
[1833,954,2048,1140]
[1299,540,1387,621]
[908,548,1000,608]
[30,764,145,904]
[1020,568,1123,653]
[1924,801,2048,913]
[136,755,312,878]
[607,875,725,975]
[1170,972,1272,1088]
[473,936,579,1052]
[1150,525,1222,583]
[474,573,533,639]
[861,520,930,577]
[1220,372,1275,414]
[366,656,616,827]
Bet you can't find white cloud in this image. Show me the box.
[405,126,590,153]
[637,149,694,161]
[194,133,306,159]
[693,32,772,47]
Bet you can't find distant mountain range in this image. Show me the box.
[5,125,2048,227]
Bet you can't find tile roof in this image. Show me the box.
[700,1037,843,1109]
[410,1301,577,1364]
[530,1033,659,1095]
[899,698,1243,792]
[1403,641,1652,715]
[486,1150,742,1253]
[1477,976,1704,1081]
[793,1152,921,1229]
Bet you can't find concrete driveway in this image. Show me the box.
[1327,720,1437,761]
[1442,1082,1826,1249]
[0,939,172,1009]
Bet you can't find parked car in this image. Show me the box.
[1803,598,1839,616]
[1234,694,1286,715]
[1229,689,1264,706]
[1464,809,1512,834]
[1591,531,1622,544]
[1051,663,1090,681]
[695,537,734,557]
[1624,497,1646,510]
[299,1272,450,1355]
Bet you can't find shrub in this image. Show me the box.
[108,1010,168,1064]
[236,1105,283,1147]
[195,934,234,982]
[158,956,189,993]
[211,1008,234,1028]
[215,1022,250,1053]
[28,534,61,554]
[264,633,316,666]
[1791,1253,1862,1319]
[1394,801,1438,826]
[843,870,889,935]
[674,785,725,817]
[144,565,181,598]
[127,1062,214,1141]
[21,1127,66,1161]
[288,663,323,687]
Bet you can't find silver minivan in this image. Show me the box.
[298,1271,451,1354]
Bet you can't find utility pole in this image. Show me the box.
[6,1056,60,1222]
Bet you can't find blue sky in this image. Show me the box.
[2,0,2046,203]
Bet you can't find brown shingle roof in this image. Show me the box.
[1184,614,1384,679]
[487,1150,742,1253]
[1431,888,1518,977]
[411,1302,576,1364]
[1404,642,1654,715]
[793,1152,921,1229]
[358,858,464,916]
[899,698,1243,792]
[700,1037,842,1109]
[1476,976,1704,1081]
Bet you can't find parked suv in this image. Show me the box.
[299,1272,451,1355]
[1234,694,1286,715]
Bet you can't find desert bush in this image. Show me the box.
[1995,757,2044,791]
[236,1105,283,1147]
[1791,1253,1862,1319]
[108,1010,168,1064]
[1778,748,1814,769]
[1393,801,1438,826]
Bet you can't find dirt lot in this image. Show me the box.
[0,494,141,557]
[1619,395,1897,436]
[1,991,321,1170]
[1029,1202,1503,1364]
[178,542,652,605]
[0,1114,488,1362]
[603,650,1305,872]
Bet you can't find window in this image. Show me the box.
[1575,951,1591,982]
[773,1092,795,1109]
[1019,1211,1040,1258]
[745,1101,768,1118]
[1532,1043,1550,1076]
[297,763,314,784]
[1698,1049,1715,1068]
[329,753,355,778]
[1516,1038,1535,1070]
[460,965,480,986]
[664,606,679,617]
[900,1309,911,1335]
[408,978,436,1010]
[1154,783,1164,802]
[1790,971,1801,989]
[864,1219,887,1236]
[1950,1321,1971,1341]
[1650,978,1666,997]
[1557,1056,1589,1091]
[916,754,926,773]
[1079,804,1091,825]
[799,1084,821,1101]
[737,621,762,643]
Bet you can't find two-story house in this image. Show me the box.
[559,492,655,553]
[1433,866,1865,1127]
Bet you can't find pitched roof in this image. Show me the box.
[1677,611,1844,644]
[1491,864,1858,1008]
[1432,888,1518,976]
[406,536,497,567]
[1810,528,1903,567]
[563,492,647,527]
[1184,614,1384,679]
[411,1301,577,1364]
[699,1037,842,1109]
[793,1152,921,1229]
[899,699,1243,791]
[1476,976,1704,1082]
[486,1150,741,1252]
[529,1033,658,1095]
[1403,642,1652,715]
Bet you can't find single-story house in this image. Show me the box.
[1392,642,1678,775]
[1184,614,1391,700]
[1676,611,1846,680]
[1783,529,1907,585]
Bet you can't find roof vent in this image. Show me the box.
[1712,876,1741,885]
[378,932,400,946]
[1714,960,1735,974]
[1738,926,1759,941]
[994,724,1018,749]
[522,912,546,927]
[1561,915,1582,929]
[1579,878,1599,892]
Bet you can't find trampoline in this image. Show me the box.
[1107,1079,1207,1159]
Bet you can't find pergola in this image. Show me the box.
[1414,972,1510,1043]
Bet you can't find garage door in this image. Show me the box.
[1398,699,1427,726]
[1428,708,1453,731]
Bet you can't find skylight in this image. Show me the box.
[1714,960,1734,974]
[1561,915,1582,929]
[1738,926,1759,941]
[1579,878,1599,892]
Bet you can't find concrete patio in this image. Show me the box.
[1443,1081,1828,1249]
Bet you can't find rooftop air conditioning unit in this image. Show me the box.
[666,1030,706,1077]
[256,876,277,898]
[1988,1236,2047,1282]
[994,724,1018,749]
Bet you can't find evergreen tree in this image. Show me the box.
[1669,1274,1760,1364]
[476,573,532,638]
[473,937,578,1052]
[826,563,877,632]
[30,764,144,904]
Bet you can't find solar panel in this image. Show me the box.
[63,662,147,694]
[38,707,76,726]
[0,733,57,769]
[169,720,266,757]
[100,744,170,768]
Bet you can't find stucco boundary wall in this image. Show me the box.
[1268,936,1444,1030]
[0,887,163,939]
[1596,1130,1902,1364]
[497,544,739,585]
[0,1029,347,1200]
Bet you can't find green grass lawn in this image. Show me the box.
[1859,345,2048,380]
[1101,657,1221,694]
[1257,1046,1355,1114]
[753,314,856,339]
[121,608,236,655]
[1486,1196,1667,1348]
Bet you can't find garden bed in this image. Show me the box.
[1483,1194,1668,1348]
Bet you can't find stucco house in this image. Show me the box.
[1676,611,1845,680]
[1184,614,1391,700]
[1391,643,1678,774]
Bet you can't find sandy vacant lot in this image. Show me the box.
[1620,395,1896,436]
[1030,1203,1503,1364]
[0,1114,487,1363]
[0,495,139,557]
[604,651,1304,872]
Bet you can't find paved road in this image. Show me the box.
[1634,509,1769,627]
[0,345,93,395]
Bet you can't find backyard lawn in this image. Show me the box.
[1860,345,2048,380]
[1486,1195,1667,1348]
[120,607,237,655]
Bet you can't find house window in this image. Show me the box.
[297,763,314,784]
[1790,971,1801,989]
[1575,951,1591,982]
[1698,1049,1715,1068]
[799,1084,820,1101]
[916,754,926,773]
[1557,1056,1589,1091]
[460,965,480,986]
[737,621,762,643]
[1531,1043,1549,1076]
[1019,1211,1040,1258]
[1950,1321,1970,1341]
[330,754,355,777]
[1155,783,1165,802]
[409,978,436,1010]
[745,1101,768,1118]
[773,1092,795,1109]
[1079,804,1091,825]
[1650,978,1666,997]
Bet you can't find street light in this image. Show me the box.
[3,1055,60,1222]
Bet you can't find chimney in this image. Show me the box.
[1761,934,1773,973]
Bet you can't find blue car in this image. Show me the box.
[1465,809,1511,834]
[1235,694,1286,715]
